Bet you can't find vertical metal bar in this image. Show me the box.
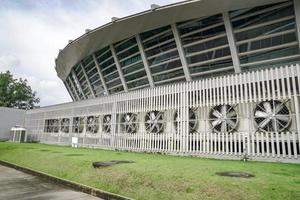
[72,70,86,99]
[294,0,300,48]
[64,80,76,101]
[276,132,280,158]
[110,44,128,92]
[80,63,96,98]
[275,67,281,100]
[171,24,192,82]
[292,64,300,151]
[223,12,241,73]
[136,34,155,87]
[92,54,109,95]
[286,132,292,159]
[266,69,271,101]
[280,67,287,99]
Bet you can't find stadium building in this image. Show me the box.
[25,0,300,162]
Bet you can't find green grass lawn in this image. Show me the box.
[0,142,299,200]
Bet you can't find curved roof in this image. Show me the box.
[55,0,285,80]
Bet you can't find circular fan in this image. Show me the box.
[103,115,112,133]
[60,118,70,133]
[121,113,138,134]
[86,116,99,133]
[209,104,238,133]
[145,111,164,134]
[72,117,84,133]
[254,100,291,132]
[174,108,197,133]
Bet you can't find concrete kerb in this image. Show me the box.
[0,160,132,200]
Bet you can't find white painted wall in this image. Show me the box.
[0,107,25,140]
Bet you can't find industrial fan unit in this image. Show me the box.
[173,108,198,133]
[209,104,238,133]
[60,118,70,133]
[254,100,291,132]
[86,116,99,133]
[103,115,112,133]
[72,117,84,133]
[145,110,164,134]
[120,113,138,134]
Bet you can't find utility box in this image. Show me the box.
[10,126,27,143]
[71,137,78,148]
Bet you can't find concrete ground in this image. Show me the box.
[0,165,102,200]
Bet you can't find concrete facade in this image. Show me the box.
[0,107,25,140]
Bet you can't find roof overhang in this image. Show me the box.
[55,0,287,81]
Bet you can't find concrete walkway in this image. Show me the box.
[0,165,102,200]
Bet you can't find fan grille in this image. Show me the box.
[174,108,197,133]
[86,116,99,134]
[103,115,112,133]
[72,117,84,133]
[60,118,70,133]
[254,100,291,132]
[209,104,238,133]
[145,111,164,134]
[121,113,138,134]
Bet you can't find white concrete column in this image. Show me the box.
[223,12,241,73]
[64,80,76,101]
[171,24,192,82]
[67,76,80,101]
[294,0,300,48]
[80,63,96,98]
[136,34,155,87]
[92,54,109,95]
[110,44,128,92]
[72,70,87,99]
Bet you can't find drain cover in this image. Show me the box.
[92,160,135,168]
[216,172,255,178]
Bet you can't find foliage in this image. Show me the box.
[0,71,39,109]
[0,142,299,200]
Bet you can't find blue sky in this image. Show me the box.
[0,0,181,106]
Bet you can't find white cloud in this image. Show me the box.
[0,53,20,72]
[0,0,180,106]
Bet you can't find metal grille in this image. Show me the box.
[25,64,300,162]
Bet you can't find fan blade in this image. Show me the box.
[155,124,161,132]
[274,101,285,114]
[275,115,290,122]
[145,124,151,131]
[129,114,135,122]
[275,119,286,130]
[226,119,236,129]
[221,122,226,133]
[254,111,269,118]
[227,110,236,118]
[263,102,272,114]
[272,119,277,132]
[259,118,271,128]
[221,105,227,116]
[212,109,222,118]
[150,112,156,120]
[212,119,222,127]
[150,124,155,132]
[155,112,162,120]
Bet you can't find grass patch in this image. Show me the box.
[64,153,85,157]
[0,142,299,200]
[39,149,51,152]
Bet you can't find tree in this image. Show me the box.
[0,71,40,110]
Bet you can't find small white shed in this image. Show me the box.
[10,126,27,143]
